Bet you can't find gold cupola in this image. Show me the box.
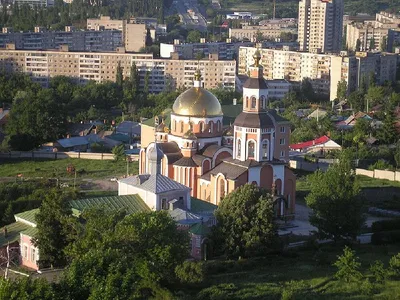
[172,70,223,117]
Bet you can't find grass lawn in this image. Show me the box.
[0,158,138,179]
[188,244,400,299]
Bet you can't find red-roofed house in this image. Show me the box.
[290,135,342,154]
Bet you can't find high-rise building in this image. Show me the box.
[298,0,344,53]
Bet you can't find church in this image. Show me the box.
[139,51,296,218]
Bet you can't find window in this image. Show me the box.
[180,122,184,133]
[280,126,285,133]
[195,236,201,248]
[248,141,255,158]
[31,248,36,262]
[200,122,204,132]
[280,150,285,157]
[237,139,241,158]
[161,198,168,210]
[23,245,28,259]
[173,120,176,131]
[262,140,269,159]
[251,97,256,108]
[280,138,285,145]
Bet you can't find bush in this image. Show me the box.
[371,230,400,245]
[371,219,400,233]
[369,260,387,283]
[389,253,400,275]
[175,261,205,284]
[196,283,237,300]
[368,159,394,171]
[333,246,362,282]
[360,278,374,296]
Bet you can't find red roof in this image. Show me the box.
[290,135,330,150]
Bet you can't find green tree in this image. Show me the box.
[62,209,189,299]
[369,260,387,283]
[116,61,123,87]
[6,89,66,150]
[333,246,362,283]
[369,37,375,50]
[2,203,14,225]
[187,30,201,43]
[112,144,126,161]
[300,78,316,102]
[366,85,385,111]
[394,143,400,169]
[348,91,365,111]
[336,79,348,101]
[130,62,140,96]
[380,36,387,51]
[305,154,365,241]
[214,184,277,258]
[377,109,397,144]
[144,71,150,94]
[33,189,72,268]
[389,253,400,275]
[356,39,361,51]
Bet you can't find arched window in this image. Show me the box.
[209,122,213,133]
[245,96,249,108]
[200,122,204,132]
[260,95,266,109]
[219,178,225,201]
[173,120,176,131]
[262,139,269,159]
[248,140,255,159]
[251,97,256,109]
[237,138,241,158]
[216,120,221,132]
[180,121,184,133]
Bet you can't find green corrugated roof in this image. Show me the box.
[0,222,31,247]
[21,227,38,238]
[189,222,210,236]
[142,109,172,127]
[15,208,39,225]
[221,104,243,126]
[191,197,217,213]
[70,195,151,215]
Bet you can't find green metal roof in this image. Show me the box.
[70,195,151,216]
[191,197,217,214]
[189,222,210,236]
[221,104,243,126]
[15,208,39,226]
[142,108,172,127]
[21,227,38,238]
[0,222,32,247]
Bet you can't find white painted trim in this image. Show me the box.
[246,139,257,160]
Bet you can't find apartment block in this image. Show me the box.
[229,25,297,41]
[239,46,332,94]
[239,46,398,100]
[298,0,344,53]
[160,40,254,60]
[346,23,395,51]
[0,27,123,52]
[0,47,236,92]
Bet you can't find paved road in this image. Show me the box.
[169,0,208,32]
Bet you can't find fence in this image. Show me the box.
[355,168,400,182]
[0,151,139,161]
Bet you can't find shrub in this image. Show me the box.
[281,280,309,300]
[389,253,400,275]
[368,159,394,171]
[371,219,400,233]
[333,246,362,282]
[196,283,237,300]
[371,230,400,245]
[360,278,374,296]
[175,261,205,284]
[369,260,387,283]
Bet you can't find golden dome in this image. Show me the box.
[172,87,223,117]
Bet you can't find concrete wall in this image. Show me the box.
[356,168,400,182]
[289,160,329,172]
[0,151,139,161]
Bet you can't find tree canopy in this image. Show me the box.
[214,184,277,258]
[305,153,365,241]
